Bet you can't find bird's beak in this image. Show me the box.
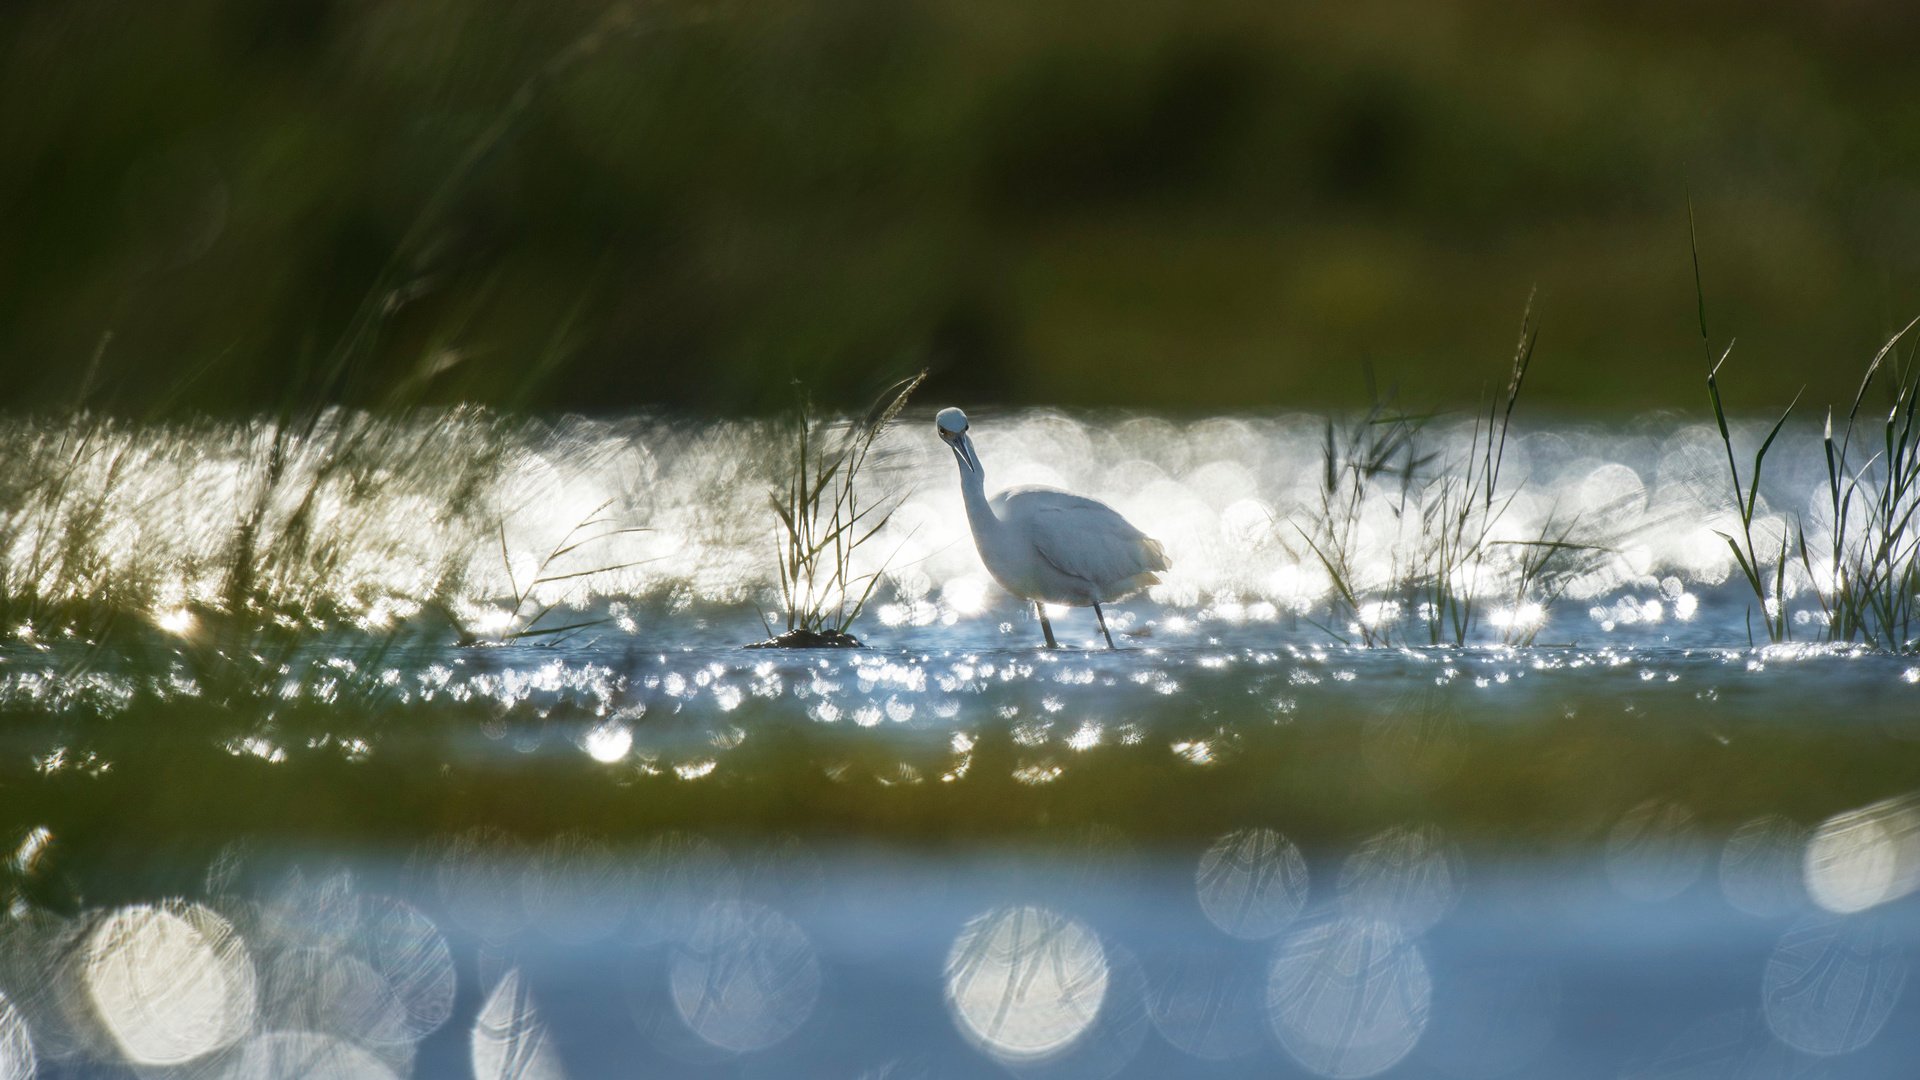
[945,432,980,474]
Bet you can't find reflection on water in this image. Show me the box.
[5,640,1914,813]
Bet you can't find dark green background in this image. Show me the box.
[5,0,1918,413]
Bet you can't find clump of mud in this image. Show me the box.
[744,629,864,649]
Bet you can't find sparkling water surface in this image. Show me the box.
[2,411,1918,1078]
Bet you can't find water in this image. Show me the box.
[2,411,1918,1078]
[0,407,1840,639]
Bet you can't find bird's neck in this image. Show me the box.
[955,438,997,531]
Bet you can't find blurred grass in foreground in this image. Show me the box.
[4,636,1917,902]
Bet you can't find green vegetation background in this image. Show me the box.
[5,0,1919,414]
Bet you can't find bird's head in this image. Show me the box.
[935,407,981,474]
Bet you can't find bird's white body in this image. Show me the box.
[962,482,1167,606]
[937,407,1168,647]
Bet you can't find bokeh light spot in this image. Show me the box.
[670,900,820,1053]
[1268,918,1431,1079]
[0,992,31,1080]
[82,902,256,1066]
[581,721,632,763]
[473,969,566,1080]
[946,906,1108,1063]
[1804,796,1920,915]
[1337,823,1463,933]
[1604,799,1706,902]
[1719,815,1808,918]
[219,1031,398,1079]
[1195,827,1309,940]
[361,896,456,1043]
[1762,913,1908,1056]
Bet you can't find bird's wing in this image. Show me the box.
[996,486,1171,595]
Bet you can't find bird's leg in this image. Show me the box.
[1036,603,1060,649]
[1093,602,1118,650]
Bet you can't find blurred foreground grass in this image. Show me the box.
[21,691,1914,855]
[5,637,1917,917]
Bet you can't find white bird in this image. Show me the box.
[936,407,1170,649]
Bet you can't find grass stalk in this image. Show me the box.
[769,372,926,637]
[1292,296,1601,647]
[1704,348,1801,643]
[1796,318,1920,649]
[1293,372,1431,646]
[447,499,649,645]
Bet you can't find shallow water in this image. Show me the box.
[0,407,1857,640]
[2,411,1918,1078]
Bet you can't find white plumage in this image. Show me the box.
[936,407,1170,648]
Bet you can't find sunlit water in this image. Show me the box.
[2,411,1919,1077]
[0,407,1869,640]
